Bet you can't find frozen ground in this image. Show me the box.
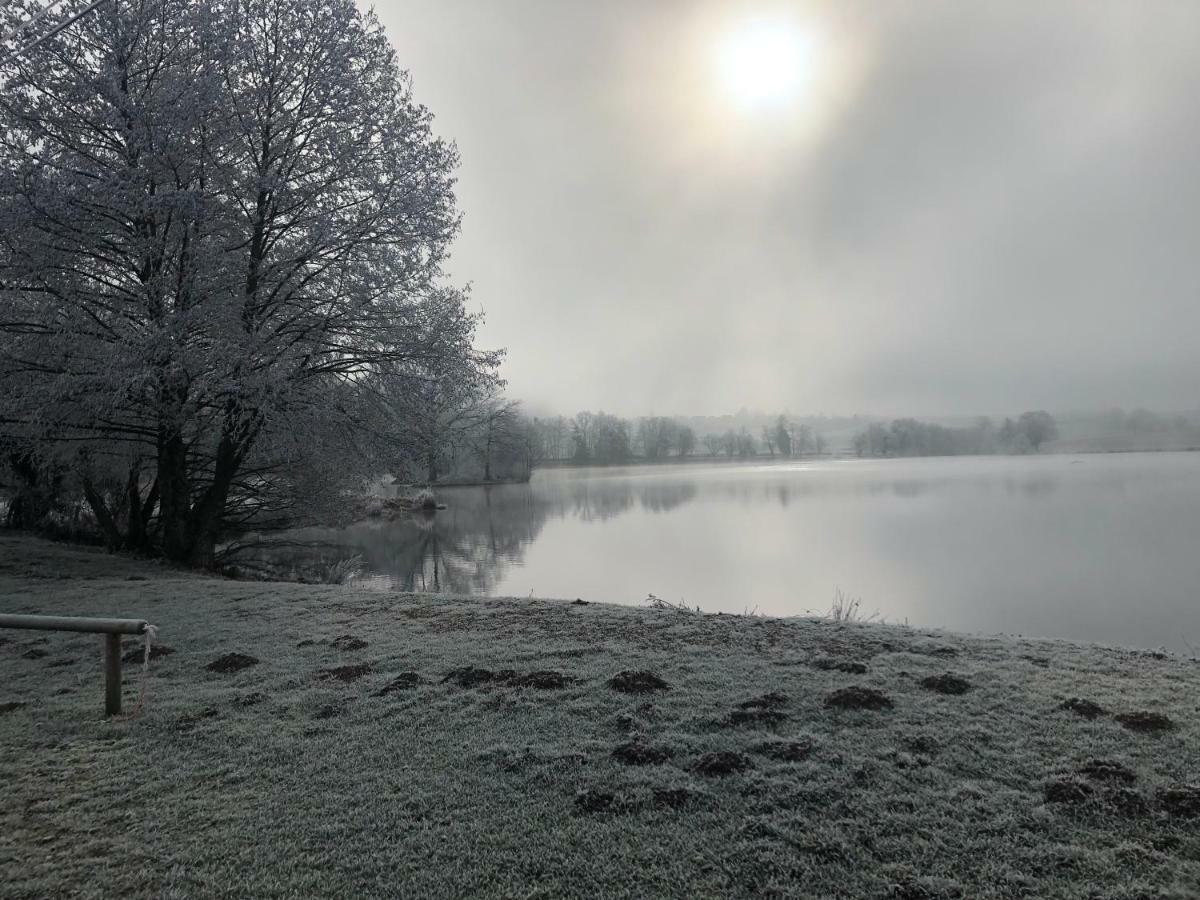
[1,533,1197,898]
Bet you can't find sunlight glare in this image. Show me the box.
[716,19,820,111]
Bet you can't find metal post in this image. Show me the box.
[103,633,122,716]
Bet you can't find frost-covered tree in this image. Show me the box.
[0,0,497,564]
[674,424,695,457]
[1016,410,1058,452]
[636,416,677,460]
[772,416,792,457]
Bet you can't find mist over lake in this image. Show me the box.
[285,451,1200,651]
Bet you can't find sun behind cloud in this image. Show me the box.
[715,17,821,111]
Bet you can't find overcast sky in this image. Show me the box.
[369,1,1200,418]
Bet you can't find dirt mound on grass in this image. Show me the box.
[902,734,940,755]
[511,670,573,689]
[123,644,174,664]
[318,663,371,683]
[1156,785,1200,818]
[614,712,642,732]
[441,667,573,689]
[824,686,893,711]
[206,653,259,674]
[692,750,754,776]
[737,691,789,709]
[1114,711,1175,734]
[332,635,368,651]
[652,787,693,809]
[753,740,813,762]
[442,666,496,687]
[612,739,674,766]
[1104,787,1150,818]
[1060,697,1106,719]
[920,673,970,695]
[1044,778,1093,804]
[1078,759,1137,784]
[608,670,669,694]
[377,673,423,695]
[812,657,868,674]
[0,701,28,715]
[574,789,617,813]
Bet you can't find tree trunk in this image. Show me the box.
[5,452,57,529]
[157,427,192,563]
[81,478,123,550]
[184,430,243,569]
[126,468,158,554]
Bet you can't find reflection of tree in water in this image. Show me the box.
[560,480,635,522]
[269,464,1062,594]
[561,478,696,520]
[637,481,698,513]
[311,478,700,592]
[697,473,1059,505]
[350,486,550,593]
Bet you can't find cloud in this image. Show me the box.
[371,0,1200,416]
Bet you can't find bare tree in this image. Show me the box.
[761,426,776,458]
[675,424,696,457]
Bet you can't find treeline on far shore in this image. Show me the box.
[530,413,827,465]
[851,411,1058,458]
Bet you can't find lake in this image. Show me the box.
[280,452,1200,650]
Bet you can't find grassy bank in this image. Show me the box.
[1,533,1198,899]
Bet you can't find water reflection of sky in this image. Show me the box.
[282,453,1200,650]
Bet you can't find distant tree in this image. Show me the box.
[592,413,632,464]
[570,413,594,463]
[721,430,738,458]
[853,423,890,457]
[531,416,569,461]
[761,426,776,458]
[471,399,522,482]
[794,424,815,456]
[772,416,792,458]
[702,433,723,457]
[1017,411,1058,452]
[852,411,1058,458]
[675,425,696,458]
[736,427,756,458]
[636,417,677,460]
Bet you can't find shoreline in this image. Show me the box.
[532,445,1200,470]
[2,532,1198,898]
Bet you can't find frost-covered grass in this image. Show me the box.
[1,533,1198,899]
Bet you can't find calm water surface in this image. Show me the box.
[291,453,1200,649]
